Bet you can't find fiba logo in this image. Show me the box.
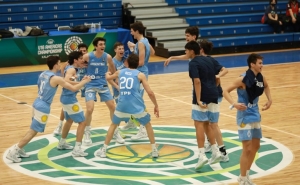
[64,36,83,55]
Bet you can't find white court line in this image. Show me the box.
[0,94,59,119]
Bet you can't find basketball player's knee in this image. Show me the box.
[86,107,94,114]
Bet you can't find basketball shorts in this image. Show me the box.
[30,99,50,133]
[60,95,85,123]
[210,97,223,124]
[112,110,150,126]
[237,122,262,141]
[85,87,113,102]
[191,102,219,123]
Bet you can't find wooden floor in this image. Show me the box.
[0,62,300,185]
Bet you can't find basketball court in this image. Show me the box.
[0,51,300,185]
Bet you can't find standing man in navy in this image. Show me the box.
[6,56,90,163]
[223,53,272,185]
[186,41,222,171]
[83,37,124,146]
[96,53,159,158]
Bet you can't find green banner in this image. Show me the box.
[0,32,117,67]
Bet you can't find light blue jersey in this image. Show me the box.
[86,52,108,89]
[236,79,261,125]
[77,67,87,98]
[85,51,113,102]
[236,73,262,141]
[37,71,58,104]
[112,57,126,102]
[112,68,150,125]
[61,65,78,96]
[60,65,84,123]
[134,38,150,78]
[31,71,58,132]
[116,68,145,114]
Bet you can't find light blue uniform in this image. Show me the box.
[60,65,85,123]
[85,52,113,102]
[77,67,87,97]
[31,71,58,132]
[112,57,126,103]
[112,68,150,125]
[134,38,150,97]
[236,74,262,141]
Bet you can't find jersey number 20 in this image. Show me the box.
[119,77,133,89]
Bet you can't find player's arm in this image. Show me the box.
[83,53,89,64]
[51,75,91,92]
[216,67,228,78]
[223,77,247,110]
[60,62,69,77]
[193,78,203,107]
[149,44,155,56]
[139,73,159,118]
[107,54,116,74]
[106,55,119,88]
[64,68,79,85]
[164,54,189,66]
[138,42,146,66]
[105,70,120,81]
[262,76,272,111]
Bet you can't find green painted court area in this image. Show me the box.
[4,126,293,185]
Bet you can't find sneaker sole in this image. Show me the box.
[195,159,208,171]
[6,156,21,163]
[209,156,222,165]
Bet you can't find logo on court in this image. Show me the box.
[64,36,83,55]
[3,126,293,185]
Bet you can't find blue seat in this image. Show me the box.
[0,17,120,30]
[210,33,294,48]
[166,0,258,5]
[175,2,286,15]
[0,9,121,23]
[0,1,122,14]
[186,13,264,26]
[200,24,273,37]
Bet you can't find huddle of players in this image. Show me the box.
[165,26,272,185]
[6,21,159,163]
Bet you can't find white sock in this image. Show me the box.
[75,142,81,149]
[14,144,21,151]
[60,138,66,143]
[103,144,108,150]
[151,144,156,150]
[198,147,205,154]
[59,120,63,126]
[240,176,247,180]
[218,145,224,148]
[85,126,91,131]
[246,170,250,177]
[211,144,218,152]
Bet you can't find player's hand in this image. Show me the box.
[164,57,172,66]
[82,75,91,82]
[154,106,159,118]
[105,72,112,79]
[234,103,247,111]
[292,17,297,23]
[262,100,272,111]
[197,101,207,109]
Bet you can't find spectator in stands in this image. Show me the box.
[264,0,284,34]
[283,0,300,31]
